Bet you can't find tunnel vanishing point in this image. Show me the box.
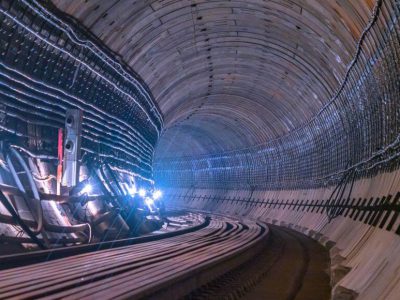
[0,0,399,299]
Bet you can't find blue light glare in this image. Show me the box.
[138,188,146,197]
[81,184,92,195]
[145,197,154,206]
[152,190,162,200]
[127,185,137,195]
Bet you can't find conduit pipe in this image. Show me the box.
[0,213,90,244]
[5,149,92,244]
[6,147,44,235]
[9,144,58,161]
[0,190,46,249]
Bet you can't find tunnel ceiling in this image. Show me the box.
[52,0,375,158]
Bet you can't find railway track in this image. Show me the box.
[186,225,331,300]
[0,215,268,299]
[0,212,208,269]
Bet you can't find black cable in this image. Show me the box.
[91,164,128,220]
[325,171,349,216]
[328,168,357,221]
[104,163,125,196]
[326,168,353,222]
[340,169,357,216]
[332,172,351,219]
[98,165,119,197]
[0,189,46,249]
[100,163,130,219]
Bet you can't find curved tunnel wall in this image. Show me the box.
[163,168,400,299]
[154,0,400,190]
[0,0,162,182]
[53,0,379,158]
[1,0,399,297]
[0,0,168,247]
[141,2,400,298]
[50,0,400,191]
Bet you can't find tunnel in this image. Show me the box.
[0,0,399,299]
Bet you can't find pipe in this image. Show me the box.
[7,148,44,234]
[0,189,46,249]
[0,183,92,243]
[6,148,92,244]
[0,212,91,243]
[0,182,127,207]
[10,144,58,161]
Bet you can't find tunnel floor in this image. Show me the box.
[188,225,331,300]
[0,216,331,299]
[244,226,331,300]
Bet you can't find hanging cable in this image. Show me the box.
[325,168,350,222]
[339,169,357,217]
[5,147,93,245]
[6,147,45,235]
[103,163,125,196]
[0,189,46,249]
[325,167,357,222]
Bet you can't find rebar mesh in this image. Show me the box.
[0,0,162,181]
[155,0,400,190]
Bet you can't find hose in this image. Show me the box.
[3,148,93,244]
[0,211,92,244]
[104,163,126,195]
[99,164,121,196]
[0,189,46,249]
[6,155,25,193]
[331,173,350,219]
[10,144,58,161]
[97,165,128,218]
[7,147,44,234]
[46,213,92,244]
[7,148,92,244]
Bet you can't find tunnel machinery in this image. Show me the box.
[0,0,399,299]
[0,0,166,250]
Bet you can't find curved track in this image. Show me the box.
[186,225,331,300]
[0,216,268,300]
[242,225,330,300]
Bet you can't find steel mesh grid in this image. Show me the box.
[0,0,163,180]
[155,0,400,190]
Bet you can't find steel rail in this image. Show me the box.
[0,215,268,300]
[0,213,209,269]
